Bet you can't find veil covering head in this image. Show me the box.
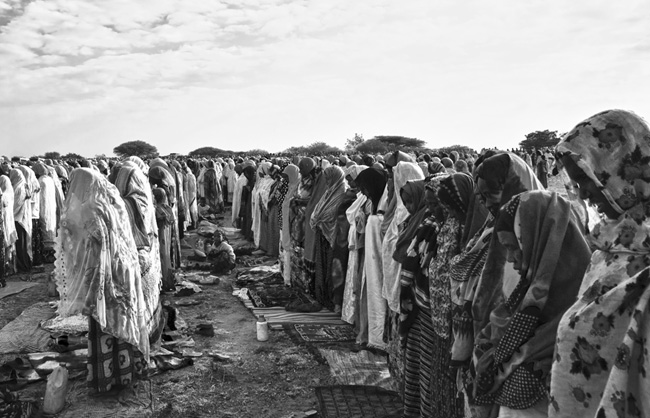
[54,168,152,359]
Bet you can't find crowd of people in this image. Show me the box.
[0,108,648,417]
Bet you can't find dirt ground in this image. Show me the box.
[0,220,334,418]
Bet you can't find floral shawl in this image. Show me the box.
[550,110,650,418]
[54,168,151,359]
[472,190,591,410]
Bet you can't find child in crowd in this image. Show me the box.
[198,197,216,221]
[206,229,236,274]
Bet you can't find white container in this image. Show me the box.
[256,315,269,342]
[43,364,69,415]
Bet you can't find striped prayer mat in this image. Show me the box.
[252,307,347,329]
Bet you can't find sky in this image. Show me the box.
[1,0,649,158]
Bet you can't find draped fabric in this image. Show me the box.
[239,166,257,240]
[550,110,650,418]
[449,153,542,369]
[10,169,32,270]
[17,165,39,221]
[37,173,58,251]
[363,213,387,349]
[148,165,181,269]
[54,168,151,359]
[303,169,327,264]
[355,168,387,214]
[252,162,274,248]
[472,191,591,411]
[281,164,300,285]
[0,175,17,249]
[114,165,163,335]
[231,168,246,228]
[382,162,425,313]
[185,167,198,228]
[152,188,175,291]
[310,166,347,247]
[393,180,427,265]
[341,191,368,324]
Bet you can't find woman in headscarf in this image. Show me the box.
[0,175,17,282]
[17,165,40,266]
[54,168,152,394]
[263,165,285,258]
[239,165,257,241]
[450,152,542,415]
[182,161,198,229]
[340,165,369,325]
[354,167,388,348]
[310,165,347,310]
[33,163,58,263]
[231,164,246,228]
[550,110,650,418]
[469,190,591,417]
[383,162,425,315]
[201,160,223,214]
[252,162,274,250]
[10,169,32,273]
[112,164,164,325]
[421,172,477,418]
[398,175,448,417]
[152,188,175,290]
[149,165,181,270]
[288,158,319,293]
[280,165,300,286]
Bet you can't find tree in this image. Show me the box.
[189,147,229,157]
[373,136,426,152]
[61,152,84,160]
[113,140,158,158]
[283,142,342,156]
[43,151,61,160]
[345,133,364,152]
[435,145,476,157]
[519,130,561,151]
[356,139,389,154]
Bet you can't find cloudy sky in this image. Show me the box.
[1,0,649,157]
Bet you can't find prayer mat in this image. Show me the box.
[252,307,347,327]
[315,385,402,418]
[247,283,312,309]
[294,324,356,343]
[0,281,38,300]
[0,302,56,354]
[318,349,397,392]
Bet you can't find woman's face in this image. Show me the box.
[560,156,619,219]
[401,189,418,215]
[477,177,503,215]
[497,231,523,274]
[424,188,439,213]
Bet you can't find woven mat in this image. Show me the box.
[315,385,402,418]
[0,281,38,300]
[318,348,397,392]
[252,307,347,326]
[294,324,356,343]
[0,302,56,354]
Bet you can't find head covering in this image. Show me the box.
[54,168,151,359]
[298,157,316,177]
[0,175,17,247]
[344,165,368,182]
[384,151,415,168]
[310,166,347,246]
[428,161,446,176]
[355,168,387,213]
[441,157,454,168]
[473,190,591,410]
[549,110,650,417]
[148,166,176,205]
[393,180,427,264]
[437,173,474,222]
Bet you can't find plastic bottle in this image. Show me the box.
[256,315,269,342]
[43,364,69,415]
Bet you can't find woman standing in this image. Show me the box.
[10,169,32,273]
[550,110,650,417]
[54,168,152,394]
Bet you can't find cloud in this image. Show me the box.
[1,0,649,157]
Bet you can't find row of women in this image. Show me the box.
[0,159,66,284]
[229,109,650,418]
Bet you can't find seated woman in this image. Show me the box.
[550,109,650,417]
[207,229,236,275]
[472,190,591,417]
